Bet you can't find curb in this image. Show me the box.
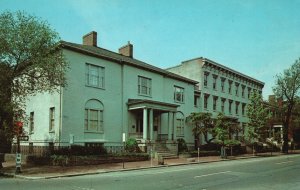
[2,153,298,180]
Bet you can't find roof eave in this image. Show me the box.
[60,41,198,85]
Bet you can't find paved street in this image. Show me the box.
[1,154,300,190]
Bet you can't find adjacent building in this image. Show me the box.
[167,57,264,142]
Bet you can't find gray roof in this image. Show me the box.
[169,57,265,87]
[202,57,265,87]
[60,41,198,84]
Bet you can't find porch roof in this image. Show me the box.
[127,99,179,112]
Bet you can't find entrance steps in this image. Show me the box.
[154,143,178,159]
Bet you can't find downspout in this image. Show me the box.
[59,86,62,147]
[121,60,125,145]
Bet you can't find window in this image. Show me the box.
[174,86,184,103]
[49,107,55,132]
[242,103,246,116]
[204,72,209,87]
[85,64,105,88]
[204,94,209,110]
[235,83,239,96]
[242,85,245,98]
[194,95,200,107]
[221,98,226,113]
[236,102,240,115]
[213,75,218,90]
[221,78,226,92]
[176,112,185,137]
[229,100,233,114]
[138,76,152,96]
[213,96,218,111]
[248,87,252,99]
[85,99,104,132]
[29,112,34,134]
[228,80,232,94]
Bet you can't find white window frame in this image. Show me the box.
[204,94,209,110]
[235,83,240,96]
[49,107,55,132]
[229,100,233,114]
[221,78,225,92]
[221,99,226,113]
[174,86,184,103]
[138,76,152,96]
[204,72,209,87]
[236,102,240,115]
[213,75,218,90]
[29,112,34,134]
[228,80,232,94]
[85,63,105,88]
[85,109,104,133]
[213,96,218,111]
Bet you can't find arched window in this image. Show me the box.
[176,112,185,137]
[84,99,104,132]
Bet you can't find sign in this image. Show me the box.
[18,136,29,141]
[69,134,74,144]
[122,133,126,142]
[16,153,21,168]
[16,121,23,128]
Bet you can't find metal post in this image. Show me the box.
[197,147,200,162]
[123,141,125,169]
[15,136,21,174]
[150,142,153,167]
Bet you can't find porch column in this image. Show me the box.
[149,109,153,141]
[143,108,148,140]
[172,112,176,140]
[168,112,173,140]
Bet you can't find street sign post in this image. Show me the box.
[15,153,21,173]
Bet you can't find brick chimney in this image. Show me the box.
[83,31,97,47]
[119,41,133,58]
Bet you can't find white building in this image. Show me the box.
[22,32,198,153]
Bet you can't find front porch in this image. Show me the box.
[127,99,180,143]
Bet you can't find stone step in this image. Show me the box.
[157,152,178,158]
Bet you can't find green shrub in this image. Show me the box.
[125,138,140,153]
[52,144,107,156]
[199,143,221,151]
[177,138,188,153]
[224,139,241,146]
[26,155,51,165]
[51,155,69,166]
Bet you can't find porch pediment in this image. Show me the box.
[127,99,179,112]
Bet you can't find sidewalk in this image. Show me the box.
[1,151,297,180]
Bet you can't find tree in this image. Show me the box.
[246,91,271,147]
[273,58,300,153]
[214,113,240,158]
[187,112,214,148]
[0,11,68,152]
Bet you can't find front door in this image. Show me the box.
[153,113,161,141]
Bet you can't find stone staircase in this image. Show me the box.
[154,143,178,160]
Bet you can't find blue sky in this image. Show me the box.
[1,0,300,99]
